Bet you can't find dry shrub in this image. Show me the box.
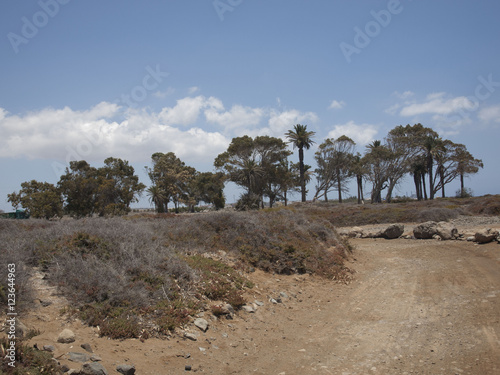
[0,208,352,338]
[466,195,500,216]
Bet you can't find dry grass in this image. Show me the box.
[0,208,350,340]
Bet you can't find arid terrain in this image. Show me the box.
[13,217,500,375]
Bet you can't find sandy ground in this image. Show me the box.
[5,220,500,374]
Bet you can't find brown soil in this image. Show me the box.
[7,222,500,374]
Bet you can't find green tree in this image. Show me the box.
[351,153,366,204]
[193,172,226,210]
[8,180,63,219]
[58,161,100,217]
[96,157,145,215]
[363,140,392,203]
[285,124,315,202]
[215,135,291,208]
[146,152,192,213]
[454,145,483,198]
[314,136,355,203]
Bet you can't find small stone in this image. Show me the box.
[185,365,192,371]
[242,305,256,313]
[116,364,136,375]
[90,354,102,362]
[194,318,209,332]
[81,362,108,375]
[43,345,55,352]
[81,343,93,353]
[68,352,89,363]
[199,347,206,352]
[270,298,278,304]
[184,332,198,341]
[280,292,289,299]
[57,329,76,343]
[40,300,52,307]
[254,300,264,306]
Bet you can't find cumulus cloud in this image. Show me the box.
[328,100,346,110]
[205,104,265,129]
[399,92,476,117]
[0,102,229,165]
[158,96,208,125]
[268,109,318,135]
[327,121,378,146]
[478,105,500,123]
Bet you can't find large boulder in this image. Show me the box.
[474,229,499,244]
[413,221,438,239]
[378,224,404,239]
[436,222,458,241]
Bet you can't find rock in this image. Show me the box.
[466,236,475,242]
[68,352,90,363]
[40,300,52,307]
[280,292,289,299]
[43,345,55,352]
[269,298,278,304]
[254,300,264,306]
[474,229,500,244]
[242,305,256,313]
[379,224,404,239]
[185,365,192,371]
[90,355,102,362]
[184,332,198,341]
[60,364,70,372]
[116,364,136,375]
[222,304,235,315]
[81,343,93,353]
[57,329,76,343]
[436,222,458,240]
[361,231,378,239]
[348,227,364,238]
[413,221,438,239]
[81,362,108,375]
[194,318,209,332]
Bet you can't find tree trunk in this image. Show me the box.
[422,174,428,200]
[460,173,465,197]
[358,176,364,204]
[299,147,306,202]
[428,157,434,200]
[337,173,342,203]
[413,173,421,201]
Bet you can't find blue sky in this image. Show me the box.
[1,0,500,211]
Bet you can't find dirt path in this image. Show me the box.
[18,238,500,374]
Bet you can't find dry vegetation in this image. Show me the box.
[0,208,351,343]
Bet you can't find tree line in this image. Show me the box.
[6,123,483,218]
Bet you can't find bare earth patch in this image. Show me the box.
[9,224,499,374]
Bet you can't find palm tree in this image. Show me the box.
[285,124,315,202]
[147,185,167,213]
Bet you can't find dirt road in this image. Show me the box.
[22,238,500,374]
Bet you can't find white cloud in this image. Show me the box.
[0,102,230,165]
[393,90,414,100]
[188,86,200,94]
[153,87,175,98]
[268,109,318,135]
[158,96,208,126]
[400,93,476,117]
[205,104,264,129]
[328,100,346,110]
[327,121,378,146]
[478,105,500,123]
